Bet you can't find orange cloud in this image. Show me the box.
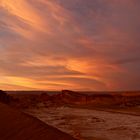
[1,0,42,28]
[0,0,140,91]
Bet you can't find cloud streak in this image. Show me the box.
[0,0,140,90]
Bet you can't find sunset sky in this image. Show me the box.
[0,0,140,91]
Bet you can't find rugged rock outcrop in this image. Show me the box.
[61,90,87,104]
[0,90,10,103]
[9,90,140,108]
[48,90,140,107]
[40,92,51,101]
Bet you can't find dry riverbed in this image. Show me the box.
[25,106,140,140]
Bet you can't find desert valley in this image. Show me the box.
[0,90,140,140]
[0,0,140,140]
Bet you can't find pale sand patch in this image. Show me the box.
[25,106,140,140]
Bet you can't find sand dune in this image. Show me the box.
[0,103,76,140]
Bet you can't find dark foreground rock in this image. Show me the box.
[0,90,10,103]
[0,103,76,140]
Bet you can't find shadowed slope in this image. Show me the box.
[0,103,76,140]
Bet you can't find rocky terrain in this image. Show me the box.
[25,106,140,140]
[0,90,11,104]
[7,90,140,109]
[49,90,140,107]
[2,90,140,140]
[0,92,76,140]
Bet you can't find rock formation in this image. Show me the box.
[0,90,10,103]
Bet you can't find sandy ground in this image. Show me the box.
[0,103,76,140]
[25,106,140,140]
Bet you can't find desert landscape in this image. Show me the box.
[0,0,140,140]
[1,90,140,140]
[0,90,76,140]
